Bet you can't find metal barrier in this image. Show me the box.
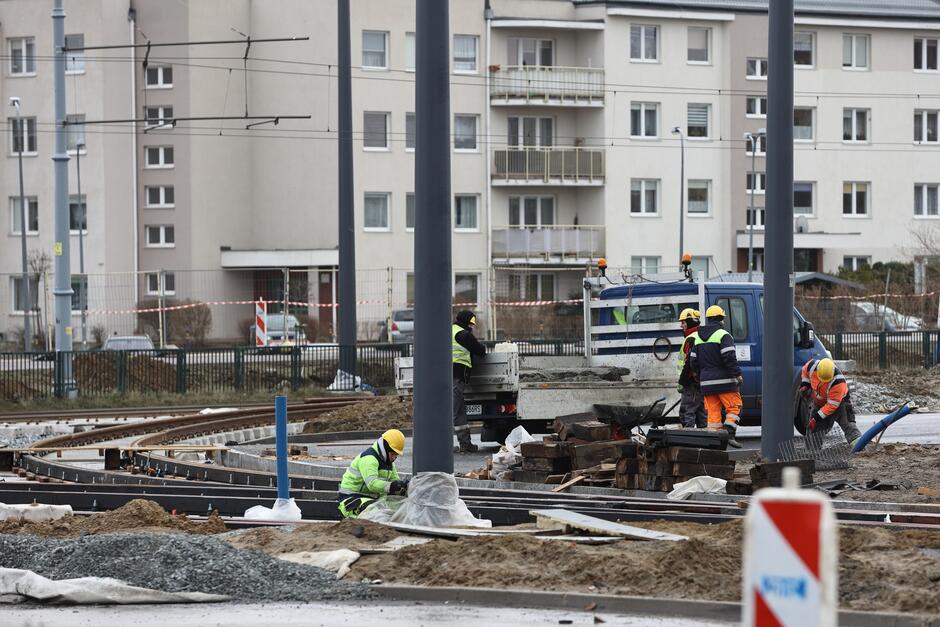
[819,330,940,371]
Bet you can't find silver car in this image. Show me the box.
[380,309,414,343]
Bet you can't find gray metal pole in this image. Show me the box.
[337,0,357,386]
[413,0,454,474]
[76,142,87,349]
[747,134,756,282]
[679,132,684,260]
[52,0,75,395]
[761,0,795,460]
[13,104,31,352]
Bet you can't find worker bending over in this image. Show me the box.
[676,308,706,428]
[453,310,486,453]
[337,429,409,519]
[690,305,743,448]
[800,357,861,445]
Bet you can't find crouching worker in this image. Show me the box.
[800,357,861,445]
[337,429,409,519]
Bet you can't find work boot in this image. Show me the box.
[725,424,742,449]
[454,429,478,453]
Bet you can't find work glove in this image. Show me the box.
[389,480,409,496]
[807,416,817,431]
[735,375,744,385]
[799,383,811,398]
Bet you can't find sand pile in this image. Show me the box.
[224,519,401,554]
[302,396,412,434]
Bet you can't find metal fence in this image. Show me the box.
[819,330,940,371]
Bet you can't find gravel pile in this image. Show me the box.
[853,381,939,414]
[0,431,57,449]
[0,532,372,602]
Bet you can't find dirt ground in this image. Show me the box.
[0,499,226,537]
[301,396,413,434]
[224,519,401,553]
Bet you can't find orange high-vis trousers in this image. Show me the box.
[703,391,742,431]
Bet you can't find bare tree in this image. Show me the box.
[28,250,52,349]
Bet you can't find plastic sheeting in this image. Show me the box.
[0,502,73,523]
[667,476,728,500]
[491,426,536,479]
[276,549,360,579]
[358,472,492,528]
[243,497,302,521]
[0,568,228,605]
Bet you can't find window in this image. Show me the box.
[145,65,173,88]
[63,114,87,153]
[508,116,553,147]
[746,133,766,155]
[843,108,869,142]
[630,25,658,62]
[914,110,939,143]
[842,256,870,271]
[630,179,659,215]
[509,273,555,301]
[843,182,869,216]
[363,112,390,149]
[363,192,390,231]
[691,257,711,279]
[454,274,478,306]
[406,193,415,230]
[453,35,478,73]
[454,195,478,230]
[747,206,765,230]
[714,296,748,341]
[405,113,416,151]
[915,184,940,217]
[145,185,175,208]
[8,37,36,75]
[9,117,37,154]
[406,273,415,305]
[405,32,416,71]
[10,197,38,234]
[746,96,767,118]
[65,34,85,73]
[145,146,174,167]
[362,31,388,69]
[71,275,88,312]
[794,182,814,216]
[687,103,709,138]
[454,114,478,151]
[794,107,814,141]
[144,106,173,129]
[914,38,938,71]
[69,195,87,232]
[630,102,658,138]
[11,276,39,313]
[145,225,175,247]
[842,34,869,69]
[509,196,554,227]
[630,256,660,274]
[746,172,766,195]
[688,180,711,215]
[794,32,815,67]
[687,27,710,63]
[146,272,176,296]
[746,57,768,80]
[508,38,553,66]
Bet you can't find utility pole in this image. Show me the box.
[744,128,765,282]
[337,0,357,387]
[413,0,454,474]
[52,0,75,396]
[761,0,794,460]
[671,126,685,262]
[75,142,87,349]
[10,97,31,352]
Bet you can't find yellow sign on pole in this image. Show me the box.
[54,242,63,256]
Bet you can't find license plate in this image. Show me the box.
[466,404,482,416]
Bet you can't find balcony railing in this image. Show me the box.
[492,148,605,185]
[490,65,605,105]
[492,226,605,263]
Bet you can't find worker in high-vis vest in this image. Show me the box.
[800,357,861,445]
[689,305,743,448]
[453,310,486,453]
[676,308,706,429]
[337,429,408,519]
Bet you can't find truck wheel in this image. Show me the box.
[792,382,807,436]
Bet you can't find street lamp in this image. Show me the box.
[671,126,685,265]
[9,97,31,352]
[74,141,87,349]
[743,128,766,282]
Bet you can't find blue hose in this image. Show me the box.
[851,403,911,453]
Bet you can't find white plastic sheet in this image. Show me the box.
[327,369,361,391]
[667,476,728,500]
[243,497,302,521]
[0,502,72,523]
[277,549,360,579]
[359,472,491,528]
[490,425,535,478]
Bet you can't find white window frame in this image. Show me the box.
[630,179,660,216]
[746,133,766,156]
[145,272,176,296]
[405,112,416,152]
[453,35,479,74]
[687,103,710,140]
[10,196,39,235]
[508,272,556,301]
[68,194,87,234]
[914,37,939,72]
[793,181,815,217]
[453,194,479,232]
[363,192,391,232]
[746,57,768,80]
[794,31,815,68]
[842,256,870,271]
[8,37,36,76]
[9,117,37,155]
[405,193,415,231]
[509,196,555,228]
[65,34,85,74]
[453,114,479,152]
[842,33,870,70]
[746,96,767,119]
[145,145,174,168]
[66,114,86,154]
[843,108,870,143]
[144,106,174,130]
[630,24,659,63]
[747,206,766,231]
[362,111,390,151]
[405,32,416,72]
[70,275,88,314]
[630,256,660,275]
[362,30,389,70]
[11,276,39,314]
[793,106,815,142]
[687,179,711,216]
[630,102,659,139]
[453,273,479,307]
[747,172,766,195]
[145,185,175,209]
[145,224,175,248]
[914,183,940,218]
[508,37,554,67]
[508,116,554,147]
[915,110,939,144]
[145,65,173,89]
[842,181,870,217]
[687,27,711,65]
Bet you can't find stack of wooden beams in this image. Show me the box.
[615,445,735,492]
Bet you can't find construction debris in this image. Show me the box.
[301,396,411,434]
[749,459,815,489]
[615,443,736,492]
[530,509,687,541]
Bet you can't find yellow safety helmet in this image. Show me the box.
[678,308,700,322]
[816,358,835,383]
[382,429,406,455]
[705,304,726,319]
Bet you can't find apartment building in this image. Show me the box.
[1,0,939,344]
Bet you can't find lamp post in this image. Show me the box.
[75,141,87,349]
[9,97,31,352]
[744,128,766,282]
[671,126,685,264]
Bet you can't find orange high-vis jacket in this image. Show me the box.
[800,359,849,420]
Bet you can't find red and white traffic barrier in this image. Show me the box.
[255,299,267,347]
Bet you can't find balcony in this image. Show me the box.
[490,66,605,106]
[492,226,605,264]
[492,148,605,186]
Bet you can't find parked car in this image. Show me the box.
[378,309,415,343]
[249,313,308,346]
[103,335,155,351]
[851,302,924,332]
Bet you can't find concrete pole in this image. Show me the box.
[413,0,454,474]
[337,0,357,386]
[52,0,75,395]
[76,142,87,349]
[761,0,795,460]
[12,102,31,352]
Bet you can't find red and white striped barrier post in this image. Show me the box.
[255,298,268,347]
[743,466,837,627]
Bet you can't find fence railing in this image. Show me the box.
[492,226,605,262]
[492,148,605,184]
[819,330,940,371]
[490,65,605,104]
